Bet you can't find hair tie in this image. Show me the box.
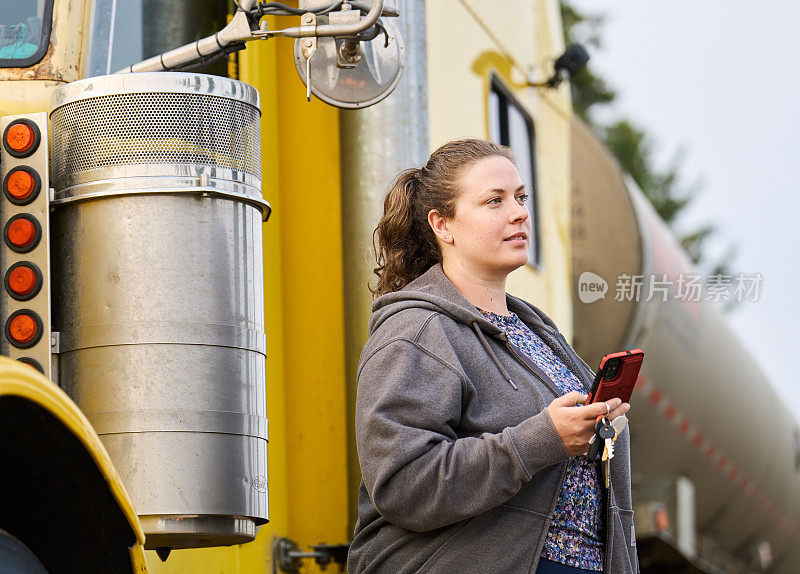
[405,170,421,198]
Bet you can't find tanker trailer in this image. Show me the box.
[571,118,799,573]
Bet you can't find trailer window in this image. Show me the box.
[488,76,540,267]
[0,0,53,67]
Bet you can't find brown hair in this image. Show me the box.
[372,139,516,297]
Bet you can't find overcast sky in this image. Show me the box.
[569,1,800,417]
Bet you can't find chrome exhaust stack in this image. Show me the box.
[49,72,269,550]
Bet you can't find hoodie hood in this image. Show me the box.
[369,264,593,390]
[370,263,558,339]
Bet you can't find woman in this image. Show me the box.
[348,140,638,573]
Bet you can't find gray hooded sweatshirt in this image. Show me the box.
[349,264,639,574]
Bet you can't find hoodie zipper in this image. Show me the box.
[508,339,613,573]
[557,328,614,573]
[504,341,563,398]
[552,332,615,573]
[509,331,615,572]
[503,341,575,574]
[530,462,570,574]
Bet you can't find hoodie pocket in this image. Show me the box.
[611,508,638,573]
[417,505,546,574]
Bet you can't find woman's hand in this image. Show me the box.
[546,391,631,456]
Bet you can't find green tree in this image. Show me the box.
[603,120,691,226]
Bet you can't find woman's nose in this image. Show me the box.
[510,200,530,223]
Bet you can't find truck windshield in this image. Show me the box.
[0,0,54,67]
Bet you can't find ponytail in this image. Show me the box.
[371,139,516,297]
[372,169,441,296]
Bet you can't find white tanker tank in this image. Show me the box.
[570,118,800,573]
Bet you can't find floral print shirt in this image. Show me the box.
[480,309,604,571]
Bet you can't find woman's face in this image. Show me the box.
[434,155,531,279]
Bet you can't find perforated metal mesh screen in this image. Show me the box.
[49,92,261,188]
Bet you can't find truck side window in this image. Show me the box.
[0,0,54,67]
[488,76,540,267]
[84,0,143,77]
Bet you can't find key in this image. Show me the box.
[598,419,615,462]
[602,436,614,461]
[611,414,628,443]
[602,416,629,489]
[586,417,613,461]
[604,415,629,462]
[597,417,614,441]
[590,417,616,489]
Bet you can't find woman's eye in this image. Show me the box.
[487,197,502,205]
[516,193,529,204]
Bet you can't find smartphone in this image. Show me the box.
[586,348,644,405]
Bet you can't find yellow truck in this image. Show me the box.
[1,2,798,573]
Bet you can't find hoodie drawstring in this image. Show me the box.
[471,321,518,390]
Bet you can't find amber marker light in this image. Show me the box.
[6,124,34,153]
[653,506,670,532]
[5,262,42,300]
[6,310,42,348]
[3,120,40,157]
[18,357,44,374]
[4,214,41,252]
[3,167,40,204]
[6,170,34,198]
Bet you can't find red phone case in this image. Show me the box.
[586,348,644,405]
